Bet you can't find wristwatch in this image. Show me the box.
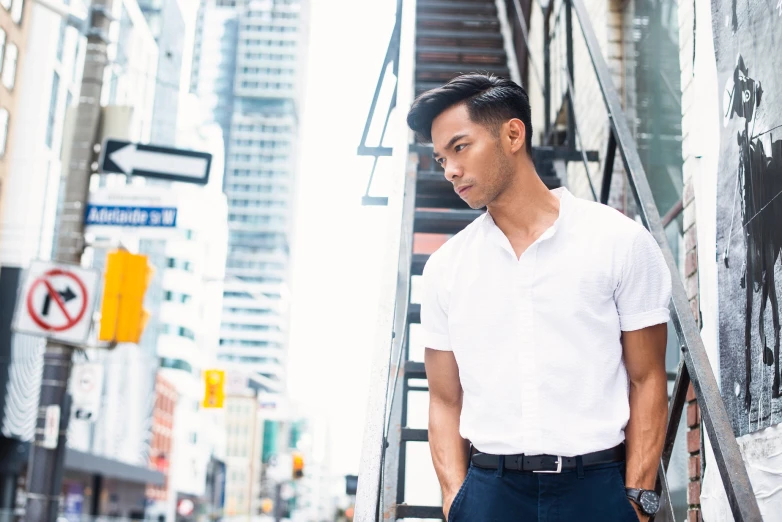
[625,488,660,515]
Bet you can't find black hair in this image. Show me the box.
[406,73,533,153]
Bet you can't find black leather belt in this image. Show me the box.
[470,443,625,473]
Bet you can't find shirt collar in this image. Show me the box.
[481,187,572,255]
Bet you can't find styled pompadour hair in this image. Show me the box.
[406,73,533,153]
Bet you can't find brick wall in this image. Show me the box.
[677,0,702,517]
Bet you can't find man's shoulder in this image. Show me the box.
[571,196,646,241]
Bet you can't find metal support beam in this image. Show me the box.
[543,5,552,140]
[565,0,575,151]
[600,131,616,204]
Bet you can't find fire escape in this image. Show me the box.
[355,0,763,520]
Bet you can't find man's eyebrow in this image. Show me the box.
[432,134,468,158]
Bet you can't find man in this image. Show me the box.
[407,74,671,521]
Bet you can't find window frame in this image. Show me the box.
[2,42,18,90]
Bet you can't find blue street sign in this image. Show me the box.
[85,205,178,228]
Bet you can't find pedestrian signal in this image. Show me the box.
[202,369,225,408]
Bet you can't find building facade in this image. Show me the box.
[190,0,307,393]
[0,0,31,239]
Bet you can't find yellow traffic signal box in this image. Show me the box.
[202,369,225,408]
[99,250,154,344]
[292,452,304,479]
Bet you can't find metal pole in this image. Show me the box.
[565,0,576,150]
[543,8,552,141]
[24,1,113,521]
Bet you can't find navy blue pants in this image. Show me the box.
[447,460,640,522]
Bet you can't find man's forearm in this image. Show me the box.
[429,399,469,500]
[625,373,668,489]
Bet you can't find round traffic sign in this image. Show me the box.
[25,269,89,332]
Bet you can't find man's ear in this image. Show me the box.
[505,119,526,154]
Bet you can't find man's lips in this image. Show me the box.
[456,185,472,196]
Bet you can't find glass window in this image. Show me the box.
[10,0,23,24]
[0,29,5,74]
[56,21,66,62]
[2,43,17,89]
[0,108,9,157]
[46,71,60,148]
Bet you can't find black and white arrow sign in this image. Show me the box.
[100,139,212,185]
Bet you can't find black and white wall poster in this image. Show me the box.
[714,0,782,435]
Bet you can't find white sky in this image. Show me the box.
[286,0,398,477]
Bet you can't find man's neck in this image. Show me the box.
[486,170,561,242]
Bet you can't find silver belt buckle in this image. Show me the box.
[533,455,562,473]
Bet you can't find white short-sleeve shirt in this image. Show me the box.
[420,187,672,456]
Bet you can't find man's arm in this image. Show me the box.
[425,347,469,519]
[622,322,669,519]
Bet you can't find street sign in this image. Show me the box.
[71,363,104,422]
[42,405,60,449]
[85,204,177,228]
[99,139,212,185]
[85,186,180,238]
[12,261,100,345]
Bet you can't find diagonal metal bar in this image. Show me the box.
[570,0,761,518]
[509,0,545,94]
[654,462,676,522]
[662,360,690,471]
[562,68,598,201]
[600,131,616,204]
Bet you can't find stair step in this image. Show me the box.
[405,361,427,379]
[411,254,430,276]
[416,81,446,95]
[415,171,467,210]
[402,428,429,442]
[417,62,510,75]
[417,45,506,57]
[414,209,484,234]
[418,13,500,23]
[396,504,445,519]
[417,29,504,41]
[408,303,421,324]
[418,0,497,15]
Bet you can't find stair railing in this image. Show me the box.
[354,0,420,519]
[506,0,762,519]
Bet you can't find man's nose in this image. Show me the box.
[444,162,462,183]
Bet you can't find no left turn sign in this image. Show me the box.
[13,261,100,345]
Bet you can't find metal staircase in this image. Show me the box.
[355,0,763,520]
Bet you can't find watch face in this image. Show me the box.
[639,491,660,514]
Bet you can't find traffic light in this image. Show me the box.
[98,250,154,343]
[202,369,225,408]
[292,452,304,479]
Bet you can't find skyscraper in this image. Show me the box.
[190,0,306,395]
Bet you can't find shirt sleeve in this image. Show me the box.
[614,227,673,331]
[420,252,452,351]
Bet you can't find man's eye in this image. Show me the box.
[436,158,445,166]
[455,144,466,152]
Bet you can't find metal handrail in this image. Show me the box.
[357,0,404,206]
[354,0,418,518]
[559,0,762,518]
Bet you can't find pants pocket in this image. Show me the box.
[614,464,641,521]
[447,466,473,522]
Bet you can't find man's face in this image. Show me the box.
[431,103,515,210]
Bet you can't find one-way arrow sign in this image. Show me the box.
[99,139,212,185]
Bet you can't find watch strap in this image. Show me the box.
[625,488,642,502]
